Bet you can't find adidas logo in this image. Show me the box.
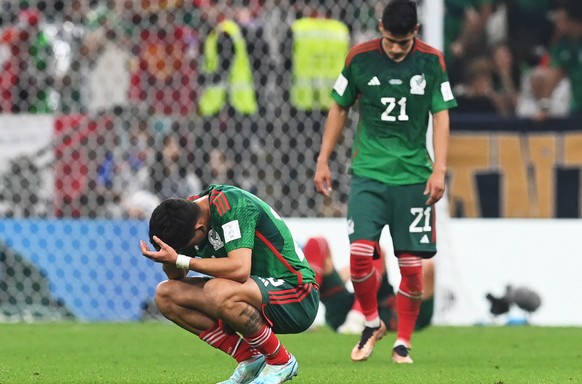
[368,76,381,86]
[420,234,429,244]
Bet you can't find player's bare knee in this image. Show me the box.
[203,279,233,309]
[154,280,177,314]
[216,296,240,319]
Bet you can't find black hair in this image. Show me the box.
[148,198,200,251]
[381,0,418,36]
[565,0,582,23]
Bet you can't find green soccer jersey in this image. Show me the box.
[332,38,457,185]
[551,37,582,113]
[184,185,316,286]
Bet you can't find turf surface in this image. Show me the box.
[1,322,580,383]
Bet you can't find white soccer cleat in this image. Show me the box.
[218,355,266,384]
[249,354,298,384]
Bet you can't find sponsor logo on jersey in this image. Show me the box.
[367,76,381,86]
[410,74,426,95]
[208,228,224,250]
[389,79,402,85]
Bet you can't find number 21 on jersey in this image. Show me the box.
[381,97,409,121]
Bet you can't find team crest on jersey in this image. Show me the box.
[208,229,224,250]
[410,74,426,95]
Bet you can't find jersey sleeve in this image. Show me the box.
[331,62,358,108]
[431,57,457,113]
[219,195,259,253]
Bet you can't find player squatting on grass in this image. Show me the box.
[140,184,319,384]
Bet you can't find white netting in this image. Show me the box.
[3,1,567,321]
[0,0,400,220]
[0,0,392,321]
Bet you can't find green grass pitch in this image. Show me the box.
[1,322,580,383]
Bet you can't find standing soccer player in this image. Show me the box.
[139,184,319,383]
[314,0,457,363]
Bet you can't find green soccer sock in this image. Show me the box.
[321,270,354,331]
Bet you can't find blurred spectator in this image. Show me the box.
[0,156,43,217]
[444,0,494,85]
[548,0,570,45]
[97,114,160,220]
[453,57,505,114]
[516,65,571,118]
[491,42,521,115]
[209,148,234,185]
[129,7,200,115]
[125,116,155,178]
[198,1,270,192]
[279,1,349,113]
[149,132,202,200]
[275,2,351,215]
[83,0,132,113]
[0,7,56,113]
[88,119,126,218]
[261,0,295,69]
[198,1,265,118]
[495,0,555,70]
[542,1,582,117]
[53,116,122,218]
[122,189,160,220]
[116,115,154,191]
[287,17,350,113]
[45,0,91,113]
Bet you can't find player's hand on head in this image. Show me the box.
[139,235,178,265]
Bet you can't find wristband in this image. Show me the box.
[176,254,192,270]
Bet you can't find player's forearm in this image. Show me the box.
[317,103,348,163]
[190,254,250,283]
[163,263,188,280]
[432,110,450,174]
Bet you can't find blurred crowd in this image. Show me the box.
[0,0,581,219]
[445,0,581,119]
[1,0,580,118]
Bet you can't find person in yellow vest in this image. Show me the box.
[289,17,350,112]
[198,5,272,192]
[199,18,258,117]
[278,11,351,216]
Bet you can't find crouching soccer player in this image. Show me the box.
[303,236,434,338]
[139,184,319,384]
